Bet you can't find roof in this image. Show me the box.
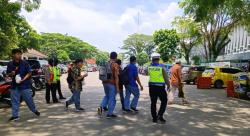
[85,58,96,64]
[23,49,47,58]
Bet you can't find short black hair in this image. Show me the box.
[130,56,136,63]
[110,52,118,59]
[12,49,22,54]
[116,59,122,65]
[74,59,83,64]
[48,58,59,66]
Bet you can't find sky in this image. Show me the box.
[21,0,183,53]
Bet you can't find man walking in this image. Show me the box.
[98,52,120,118]
[7,49,40,121]
[168,60,187,104]
[124,56,143,112]
[148,53,170,123]
[65,59,88,111]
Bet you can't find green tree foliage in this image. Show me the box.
[137,52,150,66]
[192,55,201,65]
[153,29,180,62]
[0,0,41,58]
[180,0,250,62]
[172,16,201,64]
[95,51,109,65]
[18,0,41,12]
[39,33,97,62]
[121,33,155,65]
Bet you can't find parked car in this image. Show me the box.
[58,64,68,74]
[26,60,45,90]
[182,66,206,84]
[0,60,9,67]
[202,67,243,88]
[87,64,97,72]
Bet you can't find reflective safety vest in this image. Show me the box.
[50,66,60,82]
[148,66,165,84]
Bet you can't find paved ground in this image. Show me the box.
[0,72,250,136]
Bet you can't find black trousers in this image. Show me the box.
[45,83,58,103]
[57,80,64,98]
[149,85,167,119]
[119,90,125,110]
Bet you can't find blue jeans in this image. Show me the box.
[67,90,81,109]
[100,83,117,115]
[124,85,140,110]
[10,88,37,117]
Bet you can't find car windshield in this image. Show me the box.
[0,61,9,66]
[204,68,215,74]
[182,66,190,73]
[39,60,48,66]
[27,60,41,69]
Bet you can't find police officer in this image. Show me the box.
[148,53,170,123]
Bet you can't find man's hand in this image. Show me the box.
[167,84,170,92]
[8,71,16,77]
[140,85,144,91]
[83,73,88,77]
[116,86,120,93]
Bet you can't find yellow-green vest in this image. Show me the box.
[148,66,165,84]
[50,67,60,82]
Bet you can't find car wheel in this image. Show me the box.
[214,80,223,89]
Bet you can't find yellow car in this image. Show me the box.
[202,67,243,88]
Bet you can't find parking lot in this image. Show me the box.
[0,72,250,136]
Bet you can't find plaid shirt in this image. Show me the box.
[71,66,83,91]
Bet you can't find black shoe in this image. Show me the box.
[152,118,158,123]
[46,101,50,104]
[65,101,69,110]
[76,108,85,112]
[53,101,60,103]
[103,107,108,112]
[106,114,117,119]
[131,107,139,112]
[9,116,20,122]
[158,117,166,124]
[123,109,133,113]
[34,111,40,116]
[59,97,66,100]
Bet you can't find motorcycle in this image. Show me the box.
[31,75,45,91]
[0,77,35,107]
[0,80,11,106]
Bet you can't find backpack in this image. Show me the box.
[120,66,129,85]
[99,61,113,81]
[67,69,74,85]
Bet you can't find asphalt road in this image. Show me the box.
[0,72,250,136]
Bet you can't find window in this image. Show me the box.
[193,66,206,71]
[204,68,215,74]
[220,68,242,74]
[27,60,41,69]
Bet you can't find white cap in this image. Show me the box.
[151,53,161,60]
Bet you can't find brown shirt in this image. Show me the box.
[170,64,182,86]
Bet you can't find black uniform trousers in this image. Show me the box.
[57,80,64,98]
[45,83,58,103]
[149,85,167,119]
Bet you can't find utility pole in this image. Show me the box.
[137,11,140,34]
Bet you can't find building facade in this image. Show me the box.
[217,26,250,62]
